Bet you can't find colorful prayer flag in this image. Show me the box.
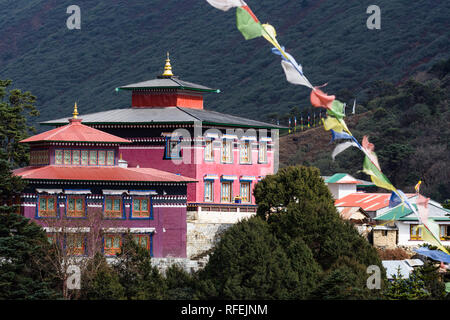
[415,180,422,193]
[323,116,348,133]
[416,193,430,223]
[327,100,345,120]
[362,155,396,192]
[236,5,264,40]
[330,129,353,142]
[417,221,450,254]
[310,88,335,110]
[388,190,407,208]
[331,141,358,160]
[206,0,246,11]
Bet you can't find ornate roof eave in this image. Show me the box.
[22,178,195,185]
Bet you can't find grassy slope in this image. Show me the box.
[0,0,449,130]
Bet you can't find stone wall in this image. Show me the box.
[373,229,397,249]
[186,222,233,260]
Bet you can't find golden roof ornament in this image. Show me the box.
[162,52,174,77]
[73,102,79,119]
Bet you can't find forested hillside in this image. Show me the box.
[280,59,450,203]
[0,0,449,130]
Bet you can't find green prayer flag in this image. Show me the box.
[236,6,263,40]
[363,156,396,192]
[327,100,345,120]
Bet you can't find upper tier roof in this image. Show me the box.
[117,76,220,93]
[22,118,131,144]
[41,107,284,129]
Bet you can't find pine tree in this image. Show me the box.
[79,253,124,300]
[114,234,166,300]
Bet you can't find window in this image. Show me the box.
[55,150,63,165]
[107,151,115,166]
[240,141,251,164]
[258,142,267,163]
[204,181,214,202]
[165,138,181,159]
[66,234,85,256]
[81,150,89,165]
[30,150,49,165]
[440,225,450,241]
[104,197,122,218]
[67,196,85,217]
[47,233,57,245]
[133,234,151,253]
[240,182,251,203]
[72,150,80,165]
[132,197,151,218]
[410,224,423,240]
[221,182,232,203]
[38,196,57,217]
[64,150,71,165]
[89,150,97,165]
[222,140,232,163]
[98,151,106,165]
[205,139,214,161]
[104,235,121,256]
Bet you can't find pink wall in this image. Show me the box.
[21,195,186,258]
[119,142,274,205]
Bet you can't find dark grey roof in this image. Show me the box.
[117,76,219,93]
[41,107,284,129]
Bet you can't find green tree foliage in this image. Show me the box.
[198,166,384,299]
[164,264,197,300]
[113,234,166,300]
[384,267,431,300]
[197,216,319,299]
[0,80,38,167]
[79,253,124,300]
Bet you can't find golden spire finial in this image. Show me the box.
[73,102,79,119]
[162,52,174,77]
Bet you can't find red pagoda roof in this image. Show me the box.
[20,118,131,144]
[13,165,196,183]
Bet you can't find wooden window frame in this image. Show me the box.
[440,225,450,241]
[106,151,115,166]
[240,181,252,203]
[38,195,58,217]
[131,197,151,219]
[104,234,122,256]
[204,180,214,203]
[55,150,63,165]
[81,150,89,165]
[410,224,423,241]
[221,140,233,163]
[72,150,81,165]
[66,234,86,256]
[104,196,123,219]
[133,234,151,254]
[89,150,98,165]
[240,141,251,164]
[258,141,268,163]
[66,196,86,218]
[165,138,181,159]
[204,139,214,161]
[221,181,233,203]
[98,150,106,166]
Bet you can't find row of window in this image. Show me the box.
[54,149,115,166]
[38,195,151,219]
[47,233,152,256]
[204,181,252,203]
[410,224,450,241]
[166,139,268,164]
[30,150,49,165]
